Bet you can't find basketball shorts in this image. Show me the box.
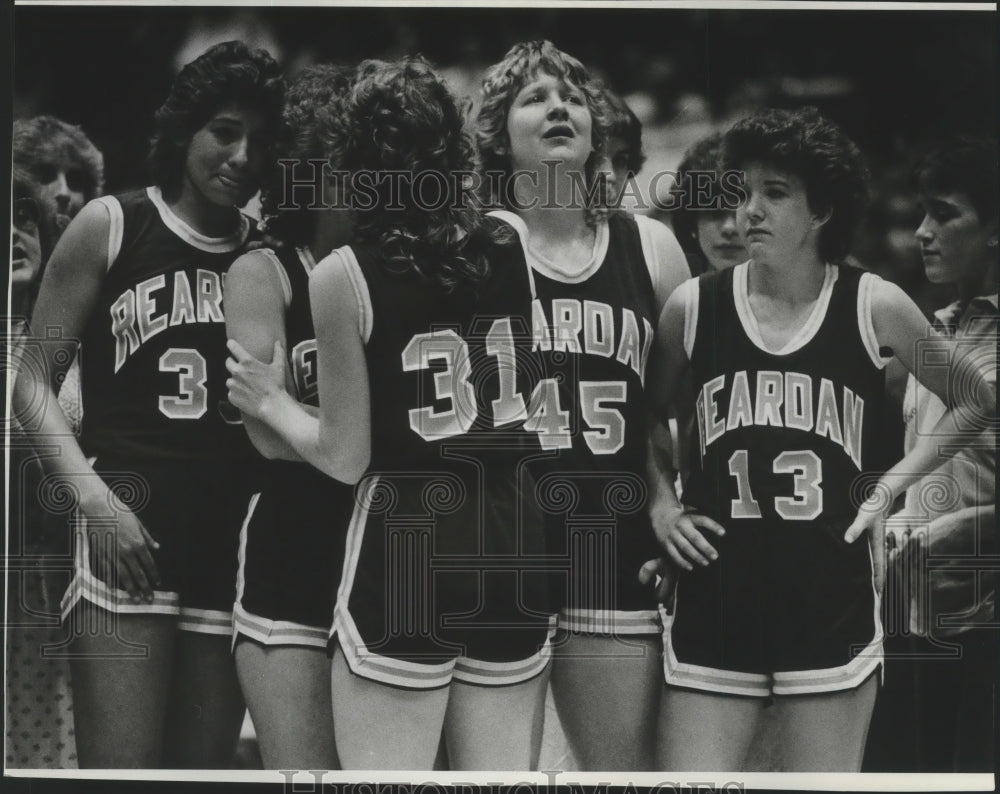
[661,515,883,696]
[60,455,254,635]
[534,466,662,636]
[234,463,353,648]
[332,469,553,689]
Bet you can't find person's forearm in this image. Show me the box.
[878,405,992,505]
[258,391,365,484]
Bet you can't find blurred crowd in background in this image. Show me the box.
[13,5,997,319]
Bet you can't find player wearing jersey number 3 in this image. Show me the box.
[645,107,996,771]
[13,42,283,768]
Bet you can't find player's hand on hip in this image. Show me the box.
[844,483,893,544]
[652,504,724,570]
[81,491,161,604]
[638,557,678,602]
[226,338,288,420]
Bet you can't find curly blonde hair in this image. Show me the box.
[475,40,611,225]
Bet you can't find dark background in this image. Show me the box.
[12,4,1000,310]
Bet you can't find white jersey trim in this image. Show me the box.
[680,278,699,360]
[327,246,373,344]
[634,214,662,299]
[259,250,292,310]
[487,208,609,284]
[557,607,662,635]
[857,272,892,370]
[232,603,329,649]
[93,195,124,271]
[146,185,249,253]
[734,262,838,356]
[660,607,772,697]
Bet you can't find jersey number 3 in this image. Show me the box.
[158,348,208,419]
[728,449,823,520]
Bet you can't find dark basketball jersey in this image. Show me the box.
[251,244,357,509]
[236,245,355,635]
[663,263,887,689]
[79,187,257,465]
[332,223,552,678]
[683,263,887,531]
[489,210,660,620]
[353,229,542,474]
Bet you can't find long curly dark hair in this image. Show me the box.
[258,63,354,246]
[721,106,871,264]
[475,40,612,226]
[341,56,491,292]
[149,40,284,202]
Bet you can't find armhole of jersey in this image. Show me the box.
[332,246,373,344]
[634,214,662,297]
[857,272,891,369]
[94,196,123,272]
[488,209,537,299]
[682,279,698,360]
[260,249,292,310]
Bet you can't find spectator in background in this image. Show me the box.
[13,116,105,242]
[668,132,747,276]
[7,121,104,767]
[865,134,997,773]
[600,87,646,208]
[11,166,56,319]
[6,166,78,769]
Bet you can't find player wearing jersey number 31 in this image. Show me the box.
[645,106,996,771]
[226,56,551,770]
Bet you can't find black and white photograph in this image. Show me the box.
[5,1,997,791]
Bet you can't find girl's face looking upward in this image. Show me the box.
[506,71,593,173]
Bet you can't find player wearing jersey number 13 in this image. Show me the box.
[645,107,996,771]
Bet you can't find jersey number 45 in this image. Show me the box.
[402,324,626,455]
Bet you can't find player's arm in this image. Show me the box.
[846,279,996,542]
[14,200,160,600]
[637,214,691,315]
[644,281,725,576]
[224,250,307,462]
[227,252,370,484]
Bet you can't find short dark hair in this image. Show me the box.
[604,87,646,178]
[259,63,354,245]
[13,116,105,202]
[670,131,726,275]
[149,40,284,200]
[914,134,999,223]
[721,106,871,263]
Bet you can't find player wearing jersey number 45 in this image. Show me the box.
[644,107,996,772]
[475,41,690,771]
[13,42,283,768]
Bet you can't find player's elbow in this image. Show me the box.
[317,438,370,485]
